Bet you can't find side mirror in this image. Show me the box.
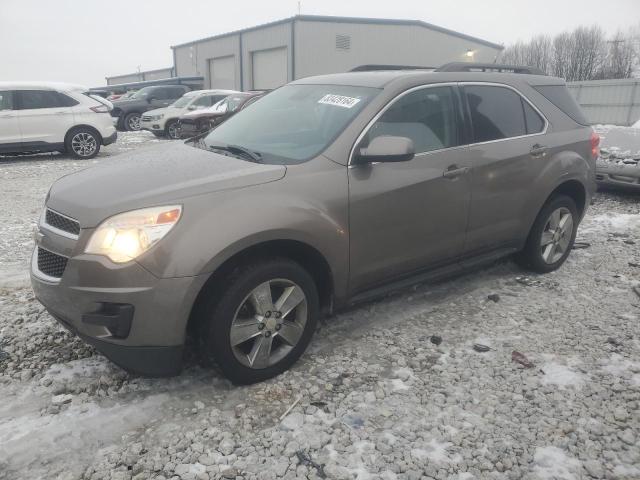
[187,105,197,110]
[353,136,415,164]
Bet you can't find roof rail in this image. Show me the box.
[350,64,434,72]
[435,62,546,75]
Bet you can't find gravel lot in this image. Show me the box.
[0,131,639,480]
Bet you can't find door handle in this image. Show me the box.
[443,165,470,179]
[530,144,548,158]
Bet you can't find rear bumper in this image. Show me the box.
[103,130,117,146]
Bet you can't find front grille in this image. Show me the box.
[45,209,80,236]
[142,115,152,121]
[37,247,68,279]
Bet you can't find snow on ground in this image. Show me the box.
[1,131,639,479]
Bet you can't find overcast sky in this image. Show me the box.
[1,0,638,86]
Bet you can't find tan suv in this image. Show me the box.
[31,63,598,384]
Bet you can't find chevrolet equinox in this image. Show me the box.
[31,63,598,384]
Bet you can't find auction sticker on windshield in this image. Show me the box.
[318,94,362,109]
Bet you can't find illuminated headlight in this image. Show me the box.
[151,114,164,121]
[85,206,181,263]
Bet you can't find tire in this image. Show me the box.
[152,131,165,138]
[124,112,141,131]
[65,127,101,159]
[197,258,319,384]
[516,194,578,273]
[165,120,180,140]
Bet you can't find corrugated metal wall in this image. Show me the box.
[567,79,640,126]
[106,68,174,86]
[295,21,501,78]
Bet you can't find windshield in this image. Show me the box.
[203,84,378,164]
[218,94,250,112]
[171,94,195,108]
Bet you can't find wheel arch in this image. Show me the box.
[64,124,103,144]
[186,239,335,336]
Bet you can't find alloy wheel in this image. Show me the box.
[229,279,308,369]
[71,132,97,157]
[540,207,574,264]
[128,114,141,131]
[167,122,180,139]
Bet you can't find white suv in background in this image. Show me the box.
[0,82,117,159]
[140,89,239,139]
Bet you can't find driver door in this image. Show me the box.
[348,85,472,294]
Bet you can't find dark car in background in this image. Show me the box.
[110,85,191,131]
[178,91,265,138]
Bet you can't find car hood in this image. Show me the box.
[145,106,185,117]
[47,142,286,228]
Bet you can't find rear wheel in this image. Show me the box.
[124,112,141,131]
[517,194,578,273]
[65,127,100,159]
[197,258,319,384]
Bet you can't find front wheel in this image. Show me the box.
[124,112,141,131]
[165,120,180,140]
[516,194,578,273]
[197,258,319,384]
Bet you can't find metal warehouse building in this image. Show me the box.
[171,15,503,91]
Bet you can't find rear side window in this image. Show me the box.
[365,86,461,154]
[465,85,526,142]
[16,90,78,109]
[163,87,187,99]
[533,85,589,125]
[522,100,545,134]
[0,91,14,110]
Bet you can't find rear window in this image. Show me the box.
[533,85,589,125]
[465,85,527,142]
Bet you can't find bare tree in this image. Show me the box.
[500,24,639,80]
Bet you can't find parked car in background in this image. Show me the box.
[0,82,117,159]
[140,89,239,139]
[178,91,265,138]
[32,65,596,383]
[596,149,640,192]
[110,85,191,131]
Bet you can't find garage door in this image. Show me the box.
[209,56,236,89]
[251,47,288,90]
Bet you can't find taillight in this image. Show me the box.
[90,105,110,113]
[590,131,600,158]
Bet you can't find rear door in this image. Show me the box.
[462,83,548,255]
[0,90,22,150]
[16,90,77,146]
[348,85,473,293]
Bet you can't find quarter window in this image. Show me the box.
[0,91,14,111]
[465,85,527,142]
[522,99,545,134]
[16,90,77,109]
[364,86,460,154]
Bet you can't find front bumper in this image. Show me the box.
[30,222,208,376]
[140,119,165,132]
[596,160,640,192]
[178,120,202,139]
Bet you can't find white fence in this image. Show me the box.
[567,79,640,126]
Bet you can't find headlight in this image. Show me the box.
[85,205,181,263]
[151,114,164,121]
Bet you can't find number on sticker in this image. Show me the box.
[318,94,361,109]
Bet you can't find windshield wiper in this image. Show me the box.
[207,143,262,163]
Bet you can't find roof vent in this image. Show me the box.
[336,34,351,50]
